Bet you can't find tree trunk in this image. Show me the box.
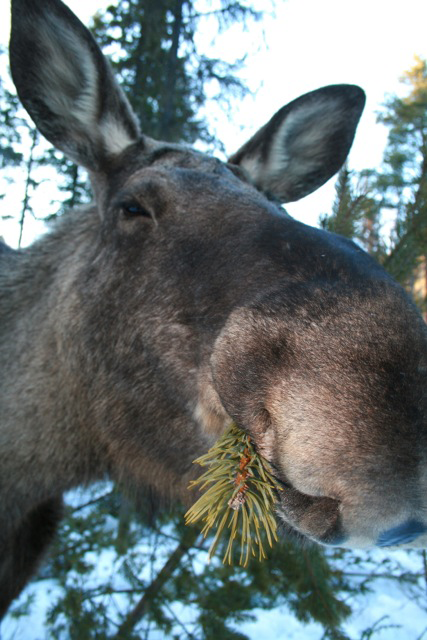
[114,526,200,638]
[159,0,184,140]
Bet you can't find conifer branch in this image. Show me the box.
[113,527,200,638]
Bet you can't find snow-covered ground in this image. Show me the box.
[2,546,426,640]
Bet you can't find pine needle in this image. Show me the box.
[185,422,283,566]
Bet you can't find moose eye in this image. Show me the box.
[121,202,152,219]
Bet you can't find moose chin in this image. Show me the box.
[2,0,427,619]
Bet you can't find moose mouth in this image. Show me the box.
[276,486,345,546]
[268,466,345,546]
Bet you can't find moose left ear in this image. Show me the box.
[228,84,365,203]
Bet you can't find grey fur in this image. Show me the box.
[2,0,427,617]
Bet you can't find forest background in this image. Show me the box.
[1,0,427,638]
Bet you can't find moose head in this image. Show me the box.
[1,0,427,617]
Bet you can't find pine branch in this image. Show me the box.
[158,0,183,139]
[163,600,198,639]
[66,489,115,514]
[113,527,200,638]
[302,549,339,623]
[337,570,422,582]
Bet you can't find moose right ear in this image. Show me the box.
[229,84,365,204]
[9,0,141,172]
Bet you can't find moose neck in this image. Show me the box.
[0,210,106,508]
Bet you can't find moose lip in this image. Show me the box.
[269,468,345,545]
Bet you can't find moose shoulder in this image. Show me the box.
[2,0,427,618]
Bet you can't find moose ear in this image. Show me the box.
[9,0,141,172]
[229,85,365,203]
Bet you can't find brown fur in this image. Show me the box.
[2,0,427,617]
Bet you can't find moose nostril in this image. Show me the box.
[377,520,427,547]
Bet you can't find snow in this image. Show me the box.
[2,545,427,639]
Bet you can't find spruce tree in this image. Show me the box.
[319,165,384,260]
[90,0,259,144]
[378,56,427,292]
[319,163,361,239]
[0,47,24,230]
[0,68,22,171]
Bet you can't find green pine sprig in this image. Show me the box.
[185,422,283,567]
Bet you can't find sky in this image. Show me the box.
[1,0,427,242]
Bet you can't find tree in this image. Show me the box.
[0,55,23,172]
[0,47,25,235]
[0,43,91,247]
[91,0,260,145]
[7,485,356,639]
[6,482,427,638]
[0,65,44,247]
[319,164,385,261]
[321,56,427,284]
[377,56,427,290]
[1,1,261,244]
[319,163,362,239]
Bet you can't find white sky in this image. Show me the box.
[1,0,427,235]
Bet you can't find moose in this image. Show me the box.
[2,0,427,618]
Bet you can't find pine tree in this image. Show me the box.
[320,163,361,239]
[90,0,259,145]
[320,60,427,275]
[356,170,384,261]
[0,44,91,246]
[18,485,355,639]
[378,56,427,294]
[0,47,24,230]
[319,165,385,260]
[0,70,22,171]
